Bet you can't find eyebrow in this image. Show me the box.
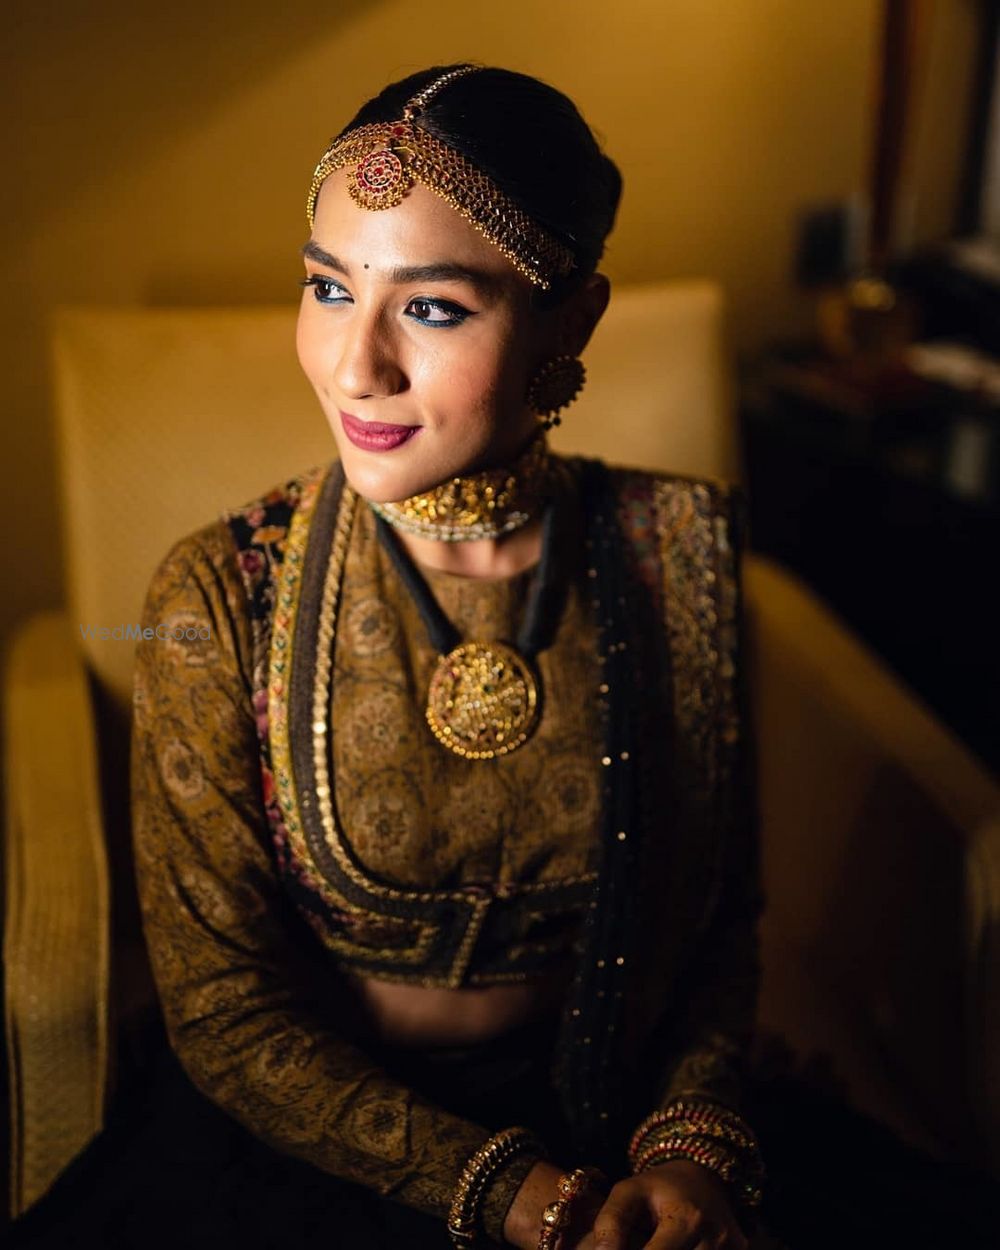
[301,239,503,298]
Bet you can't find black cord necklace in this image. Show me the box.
[374,497,564,760]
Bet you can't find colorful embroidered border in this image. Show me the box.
[653,477,741,930]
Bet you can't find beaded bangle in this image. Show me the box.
[628,1100,757,1161]
[633,1117,758,1163]
[653,1116,758,1154]
[536,1166,607,1250]
[635,1129,764,1186]
[628,1099,764,1212]
[635,1145,763,1210]
[447,1126,545,1248]
[629,1102,759,1164]
[633,1134,739,1178]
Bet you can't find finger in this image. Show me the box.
[640,1227,701,1250]
[639,1208,703,1250]
[694,1224,747,1250]
[708,1217,748,1250]
[591,1185,650,1250]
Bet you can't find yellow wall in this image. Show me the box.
[0,0,978,643]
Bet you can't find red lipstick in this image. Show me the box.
[340,410,420,452]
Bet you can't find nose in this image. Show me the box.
[331,304,406,401]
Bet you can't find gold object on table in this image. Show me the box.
[815,273,917,369]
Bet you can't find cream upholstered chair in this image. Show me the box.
[4,285,999,1216]
[4,307,335,1219]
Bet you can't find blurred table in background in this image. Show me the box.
[740,342,1000,774]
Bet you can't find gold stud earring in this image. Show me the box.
[526,354,586,430]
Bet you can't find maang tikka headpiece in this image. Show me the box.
[306,64,577,290]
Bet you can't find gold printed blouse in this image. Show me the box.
[328,492,604,970]
[130,452,761,1232]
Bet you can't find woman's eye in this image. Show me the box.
[406,298,470,327]
[299,278,470,327]
[300,276,349,304]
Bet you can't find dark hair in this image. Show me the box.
[335,63,622,307]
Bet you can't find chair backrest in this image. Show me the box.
[53,306,330,710]
[52,280,736,711]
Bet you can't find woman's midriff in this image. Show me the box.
[342,954,577,1046]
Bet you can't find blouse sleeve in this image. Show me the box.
[129,523,541,1240]
[652,485,763,1112]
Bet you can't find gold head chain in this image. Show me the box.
[306,64,576,290]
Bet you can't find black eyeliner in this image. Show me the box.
[299,276,474,326]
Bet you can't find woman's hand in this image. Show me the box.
[568,1160,747,1250]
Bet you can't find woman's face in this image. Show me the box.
[297,169,551,503]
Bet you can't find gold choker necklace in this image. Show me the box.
[368,433,551,542]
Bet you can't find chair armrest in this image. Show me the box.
[744,554,1000,1161]
[3,611,110,1217]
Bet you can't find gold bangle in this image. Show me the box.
[447,1126,544,1248]
[536,1166,606,1250]
[628,1100,759,1167]
[636,1116,759,1158]
[636,1144,763,1211]
[628,1100,765,1213]
[633,1135,739,1179]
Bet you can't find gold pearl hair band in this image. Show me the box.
[306,64,577,290]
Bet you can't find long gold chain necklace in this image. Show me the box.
[373,500,563,760]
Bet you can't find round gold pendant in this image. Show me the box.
[426,641,540,760]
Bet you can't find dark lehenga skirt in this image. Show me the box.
[7,1014,999,1250]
